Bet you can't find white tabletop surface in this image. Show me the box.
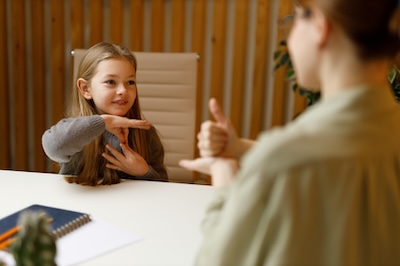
[0,170,214,266]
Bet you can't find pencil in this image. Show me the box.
[0,212,52,250]
[0,225,20,243]
[0,237,16,250]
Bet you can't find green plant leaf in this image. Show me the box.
[388,67,396,84]
[285,69,295,80]
[274,50,282,60]
[279,53,290,66]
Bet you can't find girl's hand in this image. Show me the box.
[198,98,240,158]
[179,157,238,187]
[102,143,150,176]
[101,114,151,144]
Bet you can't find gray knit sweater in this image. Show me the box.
[42,115,168,181]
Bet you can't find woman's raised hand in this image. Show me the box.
[100,114,150,144]
[198,98,240,158]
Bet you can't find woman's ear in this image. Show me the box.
[312,8,331,49]
[77,78,92,100]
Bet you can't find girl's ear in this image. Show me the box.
[77,78,92,100]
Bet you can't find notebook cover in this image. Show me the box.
[0,204,89,236]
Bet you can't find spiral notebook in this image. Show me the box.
[0,204,142,265]
[0,204,91,240]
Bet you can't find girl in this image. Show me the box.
[180,0,400,265]
[42,42,168,185]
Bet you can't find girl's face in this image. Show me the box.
[83,58,137,116]
[287,6,321,90]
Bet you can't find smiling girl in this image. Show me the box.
[42,43,168,185]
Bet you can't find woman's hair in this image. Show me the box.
[296,0,400,60]
[66,42,150,186]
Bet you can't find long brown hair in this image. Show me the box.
[66,42,149,186]
[296,0,400,59]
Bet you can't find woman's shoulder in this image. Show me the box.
[240,118,344,177]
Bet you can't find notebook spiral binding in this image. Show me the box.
[52,214,92,240]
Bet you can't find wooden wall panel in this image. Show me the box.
[11,0,28,170]
[50,0,65,125]
[71,0,84,49]
[130,0,144,51]
[0,0,9,169]
[171,0,185,52]
[249,0,271,139]
[230,0,249,132]
[89,0,103,46]
[109,0,124,44]
[209,0,227,107]
[31,0,47,172]
[151,0,164,52]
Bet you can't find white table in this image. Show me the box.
[0,170,214,265]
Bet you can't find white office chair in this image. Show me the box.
[71,49,198,183]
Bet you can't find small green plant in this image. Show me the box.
[274,40,400,106]
[10,211,56,266]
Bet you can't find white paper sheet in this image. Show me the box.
[56,218,142,266]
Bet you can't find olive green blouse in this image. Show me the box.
[196,85,400,265]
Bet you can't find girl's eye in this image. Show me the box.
[127,80,136,85]
[105,80,116,85]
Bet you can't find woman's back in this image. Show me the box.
[195,85,400,265]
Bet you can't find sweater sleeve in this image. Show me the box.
[140,126,168,181]
[42,115,105,163]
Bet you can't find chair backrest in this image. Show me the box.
[72,49,198,183]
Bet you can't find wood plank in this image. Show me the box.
[191,0,207,183]
[151,0,164,52]
[209,0,227,108]
[230,0,249,132]
[130,0,144,51]
[11,0,28,170]
[31,0,47,172]
[171,0,185,52]
[0,0,10,169]
[249,0,271,139]
[109,0,124,44]
[89,0,103,46]
[70,0,84,49]
[270,0,293,127]
[50,0,65,125]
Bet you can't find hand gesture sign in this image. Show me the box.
[101,114,151,144]
[179,98,241,187]
[198,98,239,158]
[102,143,150,176]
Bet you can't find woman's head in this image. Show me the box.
[288,0,400,91]
[295,0,400,59]
[69,42,142,119]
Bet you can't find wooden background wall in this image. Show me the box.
[0,0,307,182]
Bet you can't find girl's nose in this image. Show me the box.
[116,84,127,95]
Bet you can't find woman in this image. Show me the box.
[180,0,400,265]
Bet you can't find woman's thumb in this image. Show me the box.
[209,98,228,125]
